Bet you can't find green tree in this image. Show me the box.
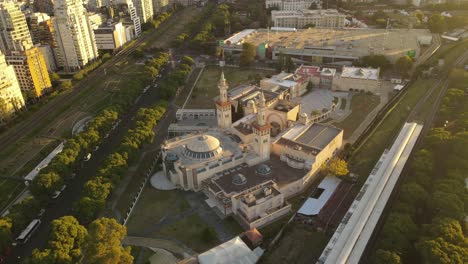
[373,249,401,264]
[285,56,295,72]
[59,80,73,91]
[0,218,12,253]
[144,66,159,80]
[181,56,195,66]
[321,158,349,177]
[30,172,63,197]
[239,42,256,67]
[417,237,468,264]
[395,55,414,76]
[75,197,105,224]
[85,218,133,264]
[431,191,464,220]
[358,55,391,70]
[397,182,429,211]
[428,14,447,33]
[379,212,418,253]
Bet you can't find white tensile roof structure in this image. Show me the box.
[198,237,263,264]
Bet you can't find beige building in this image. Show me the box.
[332,66,380,93]
[161,73,343,229]
[266,0,321,11]
[222,28,433,64]
[6,47,52,99]
[0,1,34,52]
[133,0,154,23]
[271,9,346,29]
[53,0,99,72]
[94,22,128,51]
[0,51,25,122]
[29,13,55,46]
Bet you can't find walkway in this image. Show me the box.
[123,236,196,259]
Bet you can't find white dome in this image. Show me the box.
[184,135,222,160]
[187,135,220,152]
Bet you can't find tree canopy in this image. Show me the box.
[321,157,349,177]
[85,218,133,264]
[239,42,256,67]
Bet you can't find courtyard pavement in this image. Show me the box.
[150,171,176,190]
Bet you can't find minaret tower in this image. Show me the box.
[216,72,232,129]
[253,92,271,160]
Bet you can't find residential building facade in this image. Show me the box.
[0,1,34,53]
[133,0,153,23]
[265,0,321,11]
[53,0,99,72]
[94,22,128,50]
[6,47,52,99]
[0,51,25,122]
[271,9,346,29]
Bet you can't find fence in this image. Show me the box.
[122,153,161,226]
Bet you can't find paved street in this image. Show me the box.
[6,64,179,263]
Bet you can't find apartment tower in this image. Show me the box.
[0,50,25,122]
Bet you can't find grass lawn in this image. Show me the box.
[183,66,276,109]
[334,94,380,139]
[157,214,220,253]
[126,187,187,235]
[260,224,330,264]
[349,79,433,178]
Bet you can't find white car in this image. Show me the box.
[93,145,99,152]
[84,153,92,161]
[37,209,46,217]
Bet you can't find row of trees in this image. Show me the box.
[0,109,118,254]
[189,4,235,54]
[72,53,111,81]
[27,216,132,264]
[354,54,414,76]
[144,52,169,81]
[141,10,173,32]
[75,103,167,223]
[159,56,194,99]
[373,69,468,264]
[0,50,153,253]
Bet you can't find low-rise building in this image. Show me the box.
[6,47,52,99]
[271,9,346,29]
[332,66,380,93]
[94,22,128,51]
[266,0,321,11]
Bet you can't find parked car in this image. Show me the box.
[84,153,92,161]
[51,185,66,199]
[37,209,45,218]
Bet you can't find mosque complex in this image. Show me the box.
[160,71,343,229]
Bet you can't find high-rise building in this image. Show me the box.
[133,0,153,23]
[0,51,25,122]
[6,47,52,99]
[265,0,322,11]
[94,22,128,51]
[0,1,34,53]
[53,0,99,72]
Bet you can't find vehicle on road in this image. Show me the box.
[93,145,99,152]
[12,219,41,246]
[37,209,45,218]
[84,153,92,161]
[104,133,110,139]
[51,185,67,199]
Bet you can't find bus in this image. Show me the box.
[13,219,41,246]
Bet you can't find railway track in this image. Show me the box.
[0,21,166,152]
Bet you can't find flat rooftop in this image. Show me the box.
[296,123,342,149]
[209,155,306,195]
[223,28,432,60]
[341,66,379,80]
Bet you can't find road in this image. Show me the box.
[0,13,177,165]
[4,60,182,263]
